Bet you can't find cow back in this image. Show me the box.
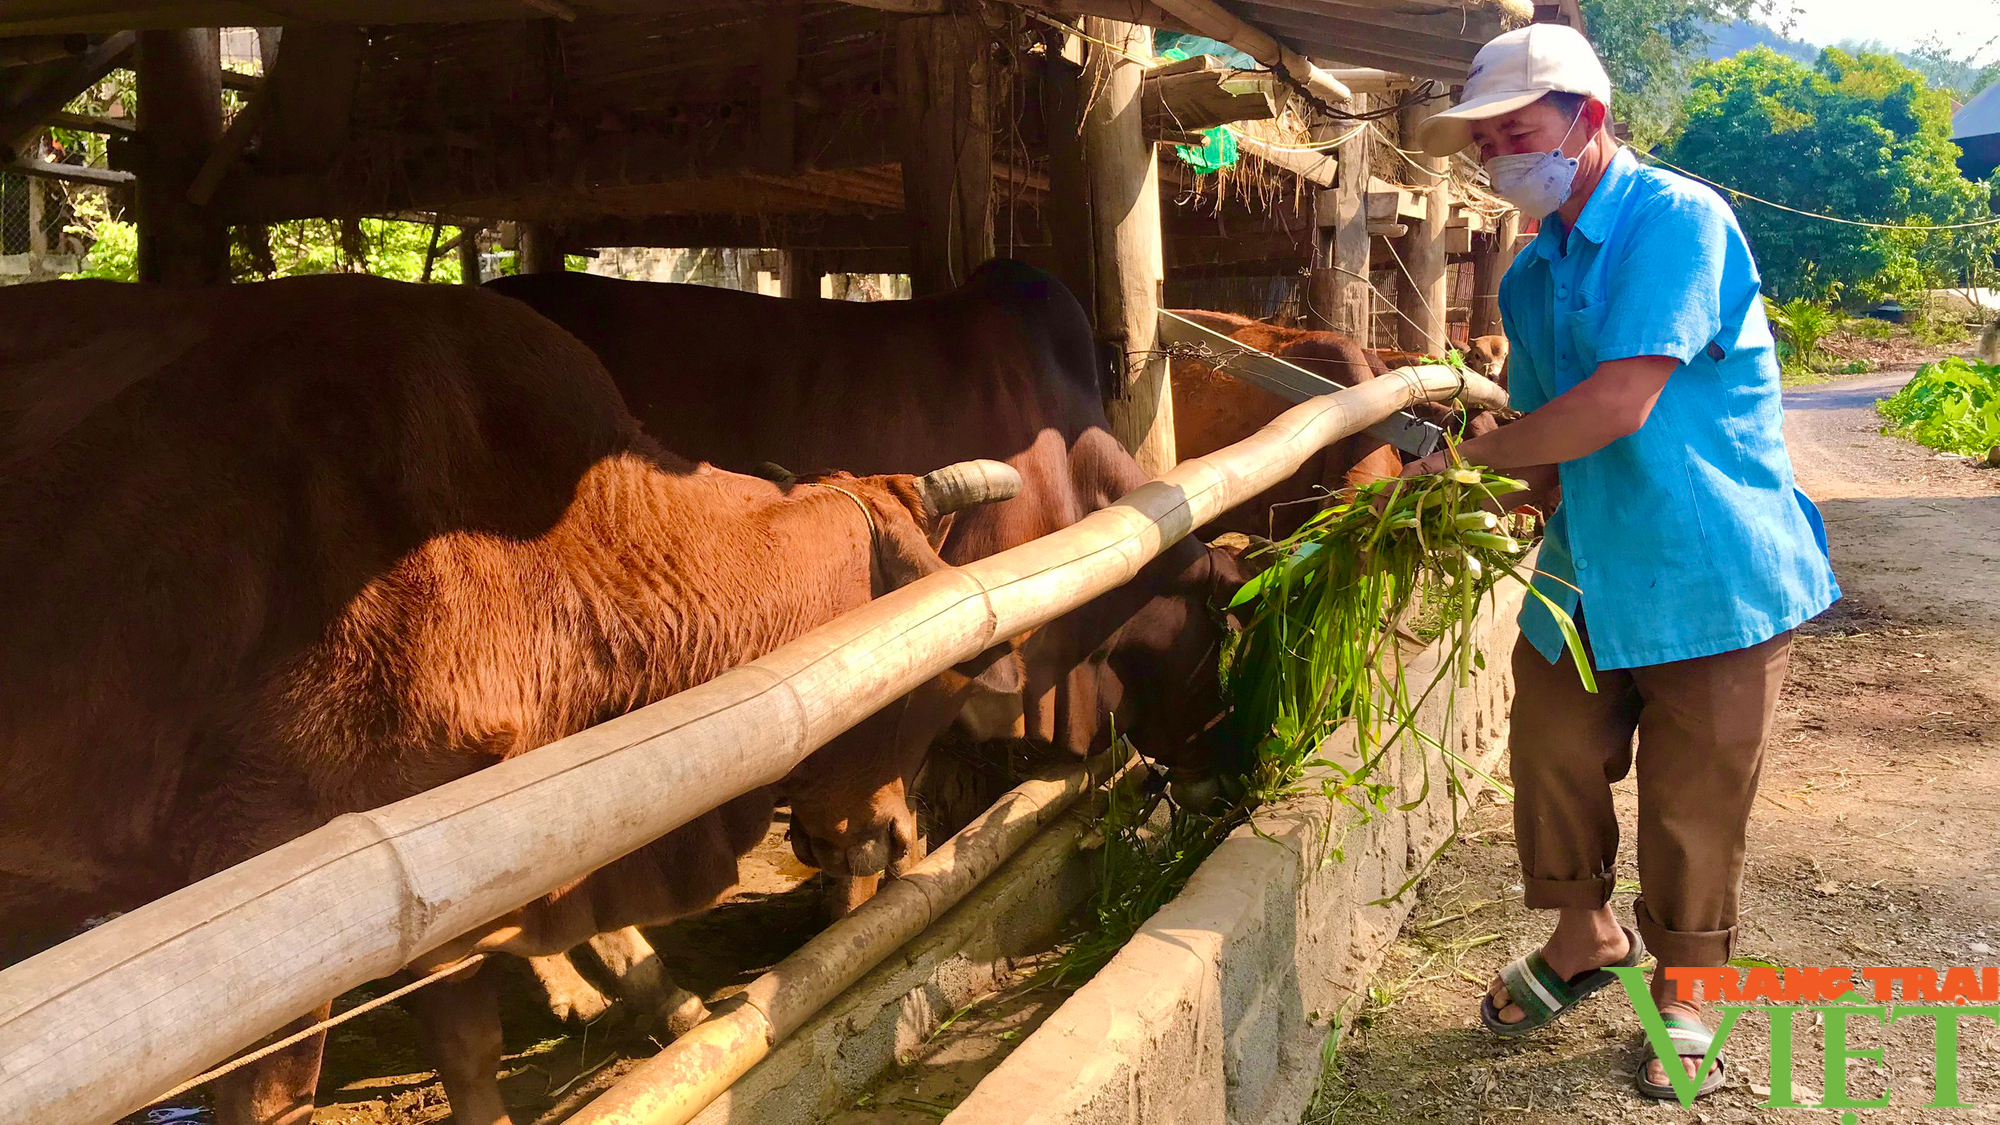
[0,277,647,950]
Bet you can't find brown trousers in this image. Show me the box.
[1508,626,1793,1005]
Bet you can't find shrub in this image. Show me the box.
[1877,356,2000,455]
[1767,296,1841,369]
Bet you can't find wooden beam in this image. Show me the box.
[136,29,228,284]
[1084,18,1172,474]
[0,30,133,162]
[1040,40,1094,327]
[1238,0,1513,46]
[1141,58,1279,135]
[255,24,360,176]
[564,212,910,250]
[47,109,135,135]
[6,156,133,186]
[1308,94,1370,338]
[1268,34,1471,81]
[1393,96,1448,352]
[1469,209,1517,338]
[780,247,820,298]
[517,220,564,273]
[457,225,483,285]
[757,0,801,176]
[897,12,993,296]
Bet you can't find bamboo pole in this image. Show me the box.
[566,753,1123,1125]
[0,365,1501,1125]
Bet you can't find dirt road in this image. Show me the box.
[1317,369,2000,1122]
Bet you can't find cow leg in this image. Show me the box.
[209,1002,331,1125]
[402,962,514,1125]
[523,951,614,1025]
[584,927,709,1037]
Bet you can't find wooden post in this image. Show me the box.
[25,164,47,258]
[1040,39,1094,323]
[1308,95,1370,339]
[136,29,228,284]
[1394,97,1448,354]
[1469,209,1518,339]
[781,248,821,299]
[458,227,482,285]
[1082,18,1173,475]
[896,13,993,297]
[518,222,565,274]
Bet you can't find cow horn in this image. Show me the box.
[918,459,1021,516]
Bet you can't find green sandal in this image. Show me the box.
[1635,1014,1728,1101]
[1479,925,1643,1037]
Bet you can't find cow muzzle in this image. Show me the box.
[918,459,1022,518]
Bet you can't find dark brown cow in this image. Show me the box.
[1168,310,1404,540]
[489,260,1252,798]
[0,276,1016,1125]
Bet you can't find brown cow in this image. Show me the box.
[1374,333,1509,385]
[1168,310,1404,539]
[0,276,1016,1125]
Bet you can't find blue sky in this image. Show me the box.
[1781,0,1997,57]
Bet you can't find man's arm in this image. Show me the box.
[1405,354,1676,475]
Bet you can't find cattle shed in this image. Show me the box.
[0,5,1542,1124]
[0,0,1561,469]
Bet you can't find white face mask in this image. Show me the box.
[1483,106,1587,217]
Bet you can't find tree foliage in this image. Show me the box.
[1660,47,2000,302]
[1577,0,1768,147]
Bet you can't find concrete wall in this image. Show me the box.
[689,794,1105,1125]
[945,579,1526,1125]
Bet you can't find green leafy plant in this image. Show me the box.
[1877,356,2000,455]
[1050,465,1589,986]
[1766,296,1841,371]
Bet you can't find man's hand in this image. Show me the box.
[1399,450,1451,480]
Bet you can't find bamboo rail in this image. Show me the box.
[0,365,1502,1125]
[565,752,1128,1125]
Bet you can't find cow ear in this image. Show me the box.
[926,511,956,552]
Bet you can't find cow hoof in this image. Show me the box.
[660,989,710,1039]
[549,986,615,1025]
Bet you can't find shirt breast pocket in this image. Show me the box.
[1561,301,1610,384]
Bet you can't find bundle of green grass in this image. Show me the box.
[1877,356,2000,460]
[1052,464,1588,984]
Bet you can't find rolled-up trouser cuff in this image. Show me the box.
[1523,873,1616,910]
[1636,897,1735,1003]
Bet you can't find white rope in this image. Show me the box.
[148,954,489,1107]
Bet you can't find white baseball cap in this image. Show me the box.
[1414,24,1612,156]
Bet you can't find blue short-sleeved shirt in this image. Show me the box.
[1501,147,1839,670]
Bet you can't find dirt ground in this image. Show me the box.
[1314,367,2000,1122]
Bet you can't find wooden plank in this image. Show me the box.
[1142,65,1279,135]
[1158,310,1443,455]
[47,110,135,135]
[1444,224,1471,255]
[6,156,133,186]
[1235,134,1336,186]
[1265,33,1472,81]
[0,30,133,162]
[1238,0,1513,45]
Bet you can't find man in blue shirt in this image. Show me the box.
[1400,23,1839,1099]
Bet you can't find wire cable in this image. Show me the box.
[1638,149,2000,231]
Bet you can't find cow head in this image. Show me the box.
[1467,335,1510,386]
[775,459,1028,915]
[1009,532,1262,810]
